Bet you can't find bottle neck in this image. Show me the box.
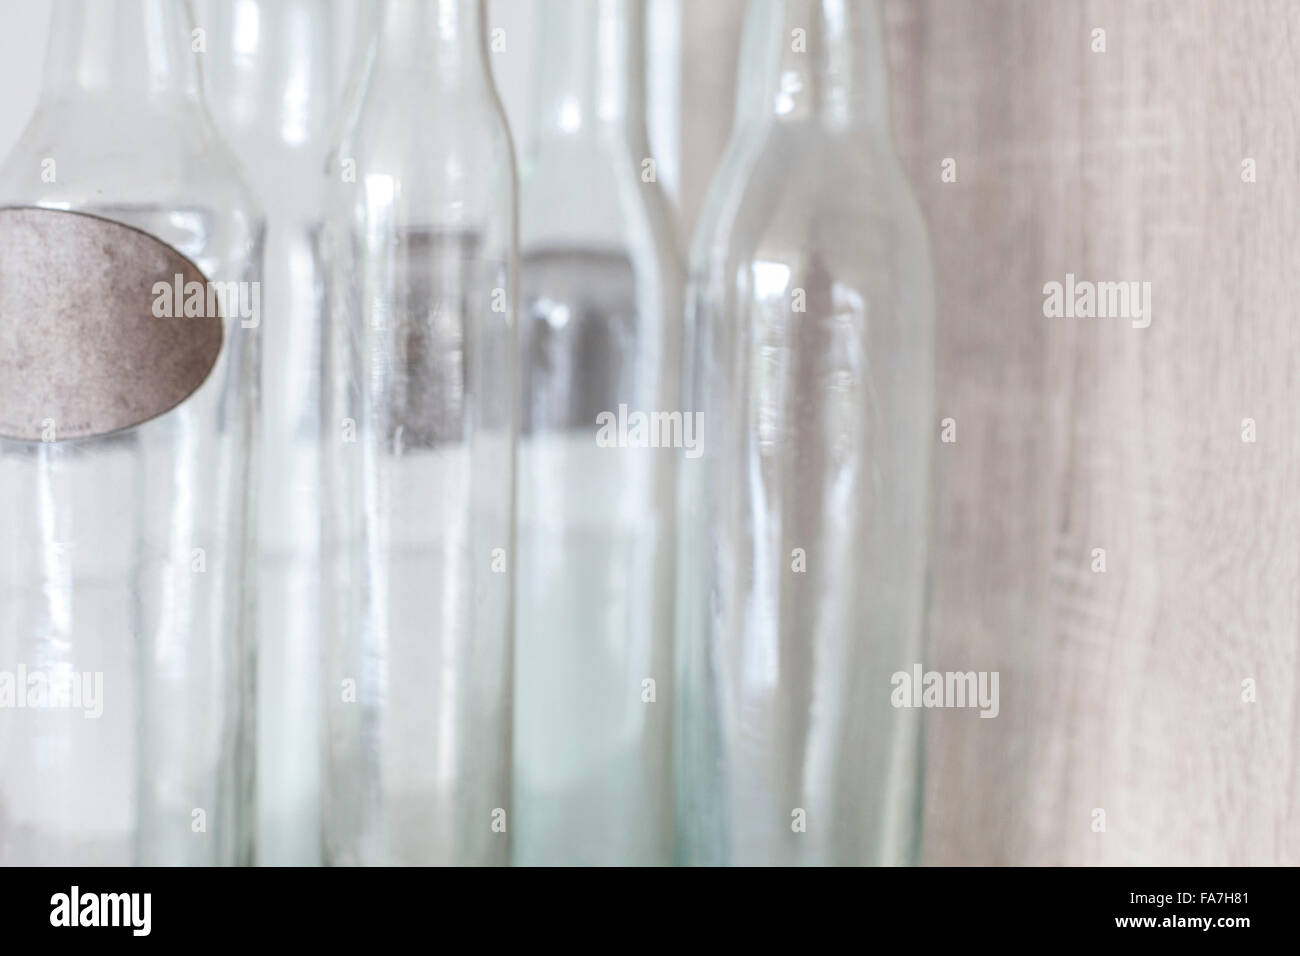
[528,0,647,147]
[741,0,889,132]
[40,0,203,105]
[376,0,491,90]
[208,0,336,149]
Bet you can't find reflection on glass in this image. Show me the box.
[319,0,517,866]
[202,0,337,868]
[0,0,262,865]
[676,0,934,865]
[512,0,684,867]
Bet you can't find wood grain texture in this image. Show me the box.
[682,0,1300,864]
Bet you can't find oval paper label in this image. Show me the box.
[0,206,223,442]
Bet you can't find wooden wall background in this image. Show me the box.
[683,0,1300,865]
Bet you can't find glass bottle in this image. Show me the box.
[676,0,933,865]
[0,0,262,864]
[512,0,682,867]
[320,0,517,866]
[201,0,337,868]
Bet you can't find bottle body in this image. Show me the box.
[512,0,682,867]
[320,0,516,866]
[0,1,261,865]
[202,0,337,867]
[676,0,933,865]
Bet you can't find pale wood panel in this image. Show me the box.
[682,0,1300,864]
[894,0,1300,865]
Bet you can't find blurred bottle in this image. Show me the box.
[201,0,337,867]
[676,0,933,865]
[512,0,682,866]
[319,0,517,865]
[0,0,261,864]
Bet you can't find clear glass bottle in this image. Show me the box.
[320,0,517,866]
[512,0,682,867]
[202,0,337,867]
[676,0,933,865]
[0,0,262,865]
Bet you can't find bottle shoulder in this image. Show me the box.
[690,124,931,289]
[329,75,514,164]
[323,94,516,227]
[0,101,264,274]
[519,139,681,276]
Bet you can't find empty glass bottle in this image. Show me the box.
[676,0,933,865]
[320,0,517,866]
[512,0,683,867]
[0,0,262,865]
[202,0,338,867]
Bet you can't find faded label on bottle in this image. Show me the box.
[0,206,223,442]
